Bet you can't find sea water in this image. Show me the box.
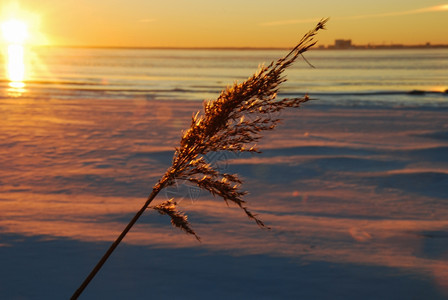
[0,47,447,106]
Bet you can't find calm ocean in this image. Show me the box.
[1,47,447,106]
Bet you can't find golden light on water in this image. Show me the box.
[1,18,29,95]
[6,44,25,85]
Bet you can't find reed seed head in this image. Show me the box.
[152,18,328,239]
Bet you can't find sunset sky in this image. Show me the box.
[1,0,447,48]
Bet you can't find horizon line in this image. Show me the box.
[33,43,448,50]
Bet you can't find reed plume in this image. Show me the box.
[71,18,328,299]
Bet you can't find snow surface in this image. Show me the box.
[1,98,448,299]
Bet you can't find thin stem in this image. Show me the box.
[70,183,164,299]
[70,19,327,299]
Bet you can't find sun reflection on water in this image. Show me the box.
[1,19,29,96]
[6,44,26,92]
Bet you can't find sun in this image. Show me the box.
[1,19,29,44]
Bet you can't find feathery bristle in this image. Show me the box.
[152,199,200,241]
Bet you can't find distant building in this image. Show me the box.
[334,39,352,49]
[323,40,448,50]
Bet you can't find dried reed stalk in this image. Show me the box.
[71,18,328,299]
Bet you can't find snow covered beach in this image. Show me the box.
[1,97,447,299]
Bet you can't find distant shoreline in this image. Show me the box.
[322,44,448,50]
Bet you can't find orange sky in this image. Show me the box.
[1,1,447,47]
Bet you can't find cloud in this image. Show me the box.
[260,4,448,27]
[346,3,448,19]
[415,4,448,13]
